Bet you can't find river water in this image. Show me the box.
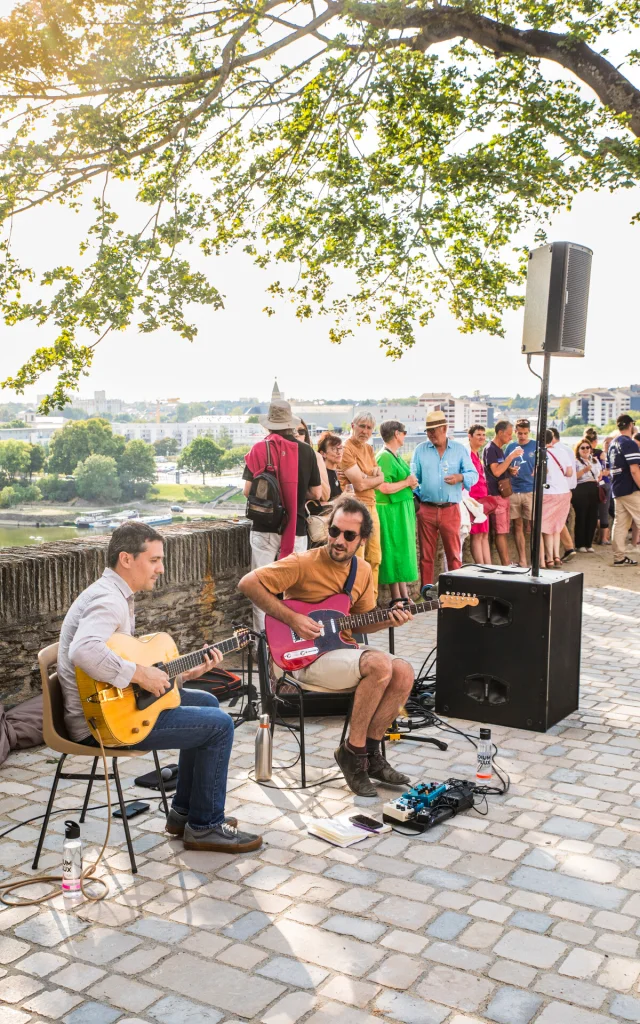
[0,526,78,548]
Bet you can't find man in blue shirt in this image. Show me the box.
[608,414,640,566]
[505,418,537,567]
[411,410,478,585]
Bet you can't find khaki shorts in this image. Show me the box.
[510,491,533,521]
[288,646,400,692]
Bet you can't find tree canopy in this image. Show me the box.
[47,417,126,475]
[1,1,640,409]
[179,435,225,482]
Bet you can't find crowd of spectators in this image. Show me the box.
[244,399,640,616]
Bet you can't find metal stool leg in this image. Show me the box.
[80,757,99,823]
[32,754,66,870]
[339,695,354,746]
[112,758,137,874]
[152,750,169,816]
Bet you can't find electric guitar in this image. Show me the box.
[265,594,478,671]
[76,628,251,747]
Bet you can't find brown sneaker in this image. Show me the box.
[334,742,377,797]
[183,822,262,853]
[166,808,237,836]
[367,751,411,787]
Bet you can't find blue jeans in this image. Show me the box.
[133,688,235,829]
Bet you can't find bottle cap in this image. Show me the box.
[64,820,80,839]
[479,728,491,740]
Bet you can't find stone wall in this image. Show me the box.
[0,521,252,706]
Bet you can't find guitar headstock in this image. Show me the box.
[439,592,479,610]
[233,627,252,650]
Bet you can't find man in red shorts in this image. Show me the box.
[483,420,523,566]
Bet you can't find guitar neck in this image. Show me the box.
[338,599,438,633]
[163,636,242,679]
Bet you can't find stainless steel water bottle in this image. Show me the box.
[255,714,273,782]
[62,819,82,902]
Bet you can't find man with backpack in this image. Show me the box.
[243,398,322,630]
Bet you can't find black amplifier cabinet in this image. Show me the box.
[435,566,582,732]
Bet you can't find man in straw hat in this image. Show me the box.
[243,398,322,630]
[410,409,478,586]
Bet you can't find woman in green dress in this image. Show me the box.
[376,420,419,606]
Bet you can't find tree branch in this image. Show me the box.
[337,2,640,136]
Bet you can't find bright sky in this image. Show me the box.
[1,13,639,407]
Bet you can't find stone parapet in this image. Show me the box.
[0,520,252,706]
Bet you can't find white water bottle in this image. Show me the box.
[255,714,273,782]
[62,820,82,902]
[476,728,493,782]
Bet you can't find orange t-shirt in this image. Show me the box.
[254,546,375,613]
[341,438,378,506]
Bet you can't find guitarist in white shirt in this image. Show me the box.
[58,522,262,853]
[239,496,415,797]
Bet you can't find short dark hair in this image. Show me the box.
[585,427,597,439]
[617,413,635,431]
[468,423,486,437]
[317,431,343,454]
[494,420,512,435]
[380,420,406,443]
[329,495,373,541]
[634,433,640,443]
[551,427,560,441]
[545,428,554,444]
[515,418,530,430]
[107,521,163,568]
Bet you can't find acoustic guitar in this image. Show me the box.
[76,628,251,747]
[265,593,478,671]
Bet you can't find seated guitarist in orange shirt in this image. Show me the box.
[239,496,415,797]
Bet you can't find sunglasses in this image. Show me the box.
[296,428,306,436]
[579,445,591,450]
[328,525,360,542]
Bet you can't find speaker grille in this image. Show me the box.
[560,244,591,352]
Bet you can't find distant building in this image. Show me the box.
[569,387,635,427]
[354,393,492,435]
[111,416,263,448]
[44,390,125,417]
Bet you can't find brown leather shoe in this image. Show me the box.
[367,750,411,787]
[334,742,377,797]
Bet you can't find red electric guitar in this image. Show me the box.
[265,592,478,671]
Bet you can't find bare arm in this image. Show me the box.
[344,463,383,492]
[489,449,521,479]
[316,452,331,502]
[307,484,323,501]
[378,475,418,495]
[243,480,252,497]
[238,570,322,640]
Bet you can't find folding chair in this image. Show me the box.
[34,643,169,874]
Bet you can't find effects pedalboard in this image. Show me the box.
[382,780,476,833]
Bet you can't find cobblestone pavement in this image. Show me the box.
[2,583,640,1024]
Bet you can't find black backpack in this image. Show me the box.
[245,439,288,533]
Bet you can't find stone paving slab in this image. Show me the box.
[1,583,640,1022]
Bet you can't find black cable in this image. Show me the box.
[0,797,165,841]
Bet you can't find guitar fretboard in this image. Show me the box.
[162,635,243,679]
[337,599,439,632]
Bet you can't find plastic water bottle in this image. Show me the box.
[62,820,83,902]
[255,714,273,782]
[476,728,493,782]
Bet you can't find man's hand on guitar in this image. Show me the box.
[387,606,413,628]
[182,647,223,683]
[133,664,171,697]
[289,613,323,641]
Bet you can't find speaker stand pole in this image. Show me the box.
[531,352,551,577]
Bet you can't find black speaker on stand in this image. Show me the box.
[434,242,592,732]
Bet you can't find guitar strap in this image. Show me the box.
[342,557,358,602]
